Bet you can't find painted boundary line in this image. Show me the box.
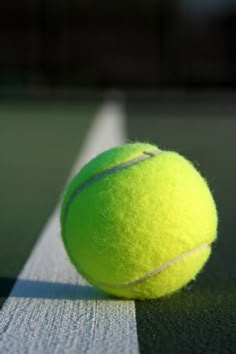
[0,101,139,354]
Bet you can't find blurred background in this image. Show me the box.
[0,0,236,92]
[0,3,236,351]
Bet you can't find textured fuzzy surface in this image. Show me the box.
[61,143,218,299]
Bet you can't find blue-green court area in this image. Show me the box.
[0,99,99,305]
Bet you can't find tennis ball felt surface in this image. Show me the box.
[61,143,218,299]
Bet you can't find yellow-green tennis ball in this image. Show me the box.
[60,142,217,299]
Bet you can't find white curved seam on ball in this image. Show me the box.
[63,148,160,222]
[89,242,210,289]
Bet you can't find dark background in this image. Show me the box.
[0,2,236,353]
[0,0,236,91]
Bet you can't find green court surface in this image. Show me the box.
[127,101,236,353]
[0,97,235,353]
[0,100,98,305]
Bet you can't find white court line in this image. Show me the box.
[0,101,139,354]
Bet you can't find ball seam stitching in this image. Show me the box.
[82,242,211,289]
[62,148,160,225]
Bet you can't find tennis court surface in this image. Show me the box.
[0,96,235,353]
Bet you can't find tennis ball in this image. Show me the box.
[60,142,217,299]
